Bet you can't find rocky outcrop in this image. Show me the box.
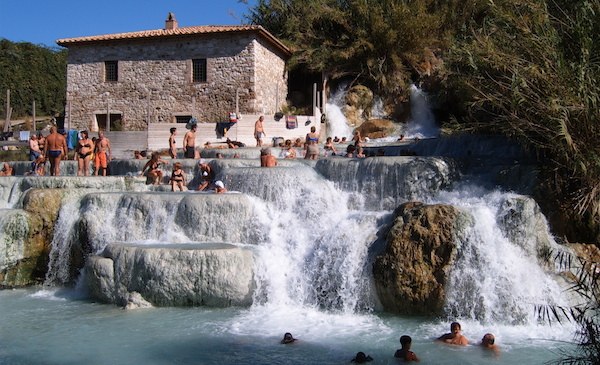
[373,202,465,315]
[355,118,398,139]
[0,189,64,287]
[86,243,255,307]
[344,85,374,126]
[496,195,554,261]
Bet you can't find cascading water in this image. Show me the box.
[324,84,440,142]
[37,162,570,325]
[0,157,578,363]
[404,84,440,139]
[428,188,569,325]
[220,164,384,312]
[325,85,354,140]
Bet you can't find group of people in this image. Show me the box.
[27,127,112,176]
[140,155,227,193]
[280,322,499,363]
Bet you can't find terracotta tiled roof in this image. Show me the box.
[56,25,291,56]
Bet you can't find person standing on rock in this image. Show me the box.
[169,127,177,159]
[29,134,41,161]
[44,126,68,176]
[183,124,197,159]
[254,115,266,147]
[76,130,93,176]
[305,126,320,160]
[94,131,112,176]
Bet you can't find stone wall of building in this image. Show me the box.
[65,33,288,131]
[253,40,288,115]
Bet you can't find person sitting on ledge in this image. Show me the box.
[170,162,186,192]
[0,163,14,176]
[197,162,215,191]
[214,180,227,194]
[260,147,277,167]
[141,153,167,185]
[438,322,469,346]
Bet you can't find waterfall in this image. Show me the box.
[325,86,354,140]
[431,187,569,324]
[404,84,440,139]
[223,164,384,311]
[28,160,570,327]
[370,96,387,119]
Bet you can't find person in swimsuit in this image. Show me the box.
[254,116,265,147]
[141,153,167,185]
[44,126,68,176]
[324,137,337,156]
[94,131,112,176]
[394,335,419,362]
[438,322,469,346]
[29,134,41,161]
[29,155,46,176]
[170,162,186,191]
[480,333,499,354]
[169,127,177,159]
[260,147,277,167]
[0,163,14,176]
[214,180,227,194]
[183,125,197,159]
[197,162,215,191]
[76,130,93,176]
[37,132,46,154]
[280,332,297,344]
[305,126,320,160]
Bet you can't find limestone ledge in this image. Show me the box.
[86,243,255,308]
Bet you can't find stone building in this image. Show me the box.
[56,14,291,131]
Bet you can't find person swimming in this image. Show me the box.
[394,335,419,362]
[351,351,373,363]
[481,333,499,353]
[280,332,297,344]
[437,322,469,346]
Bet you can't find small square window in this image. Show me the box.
[105,61,118,82]
[176,115,193,124]
[192,59,207,83]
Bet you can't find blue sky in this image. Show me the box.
[0,0,256,48]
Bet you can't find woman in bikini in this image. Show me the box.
[305,126,320,160]
[141,153,167,185]
[76,130,93,176]
[170,162,186,191]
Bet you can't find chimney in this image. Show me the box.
[165,12,178,30]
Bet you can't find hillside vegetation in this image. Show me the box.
[0,39,67,119]
[246,0,600,243]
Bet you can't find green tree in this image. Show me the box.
[246,0,453,99]
[0,39,67,120]
[445,0,600,242]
